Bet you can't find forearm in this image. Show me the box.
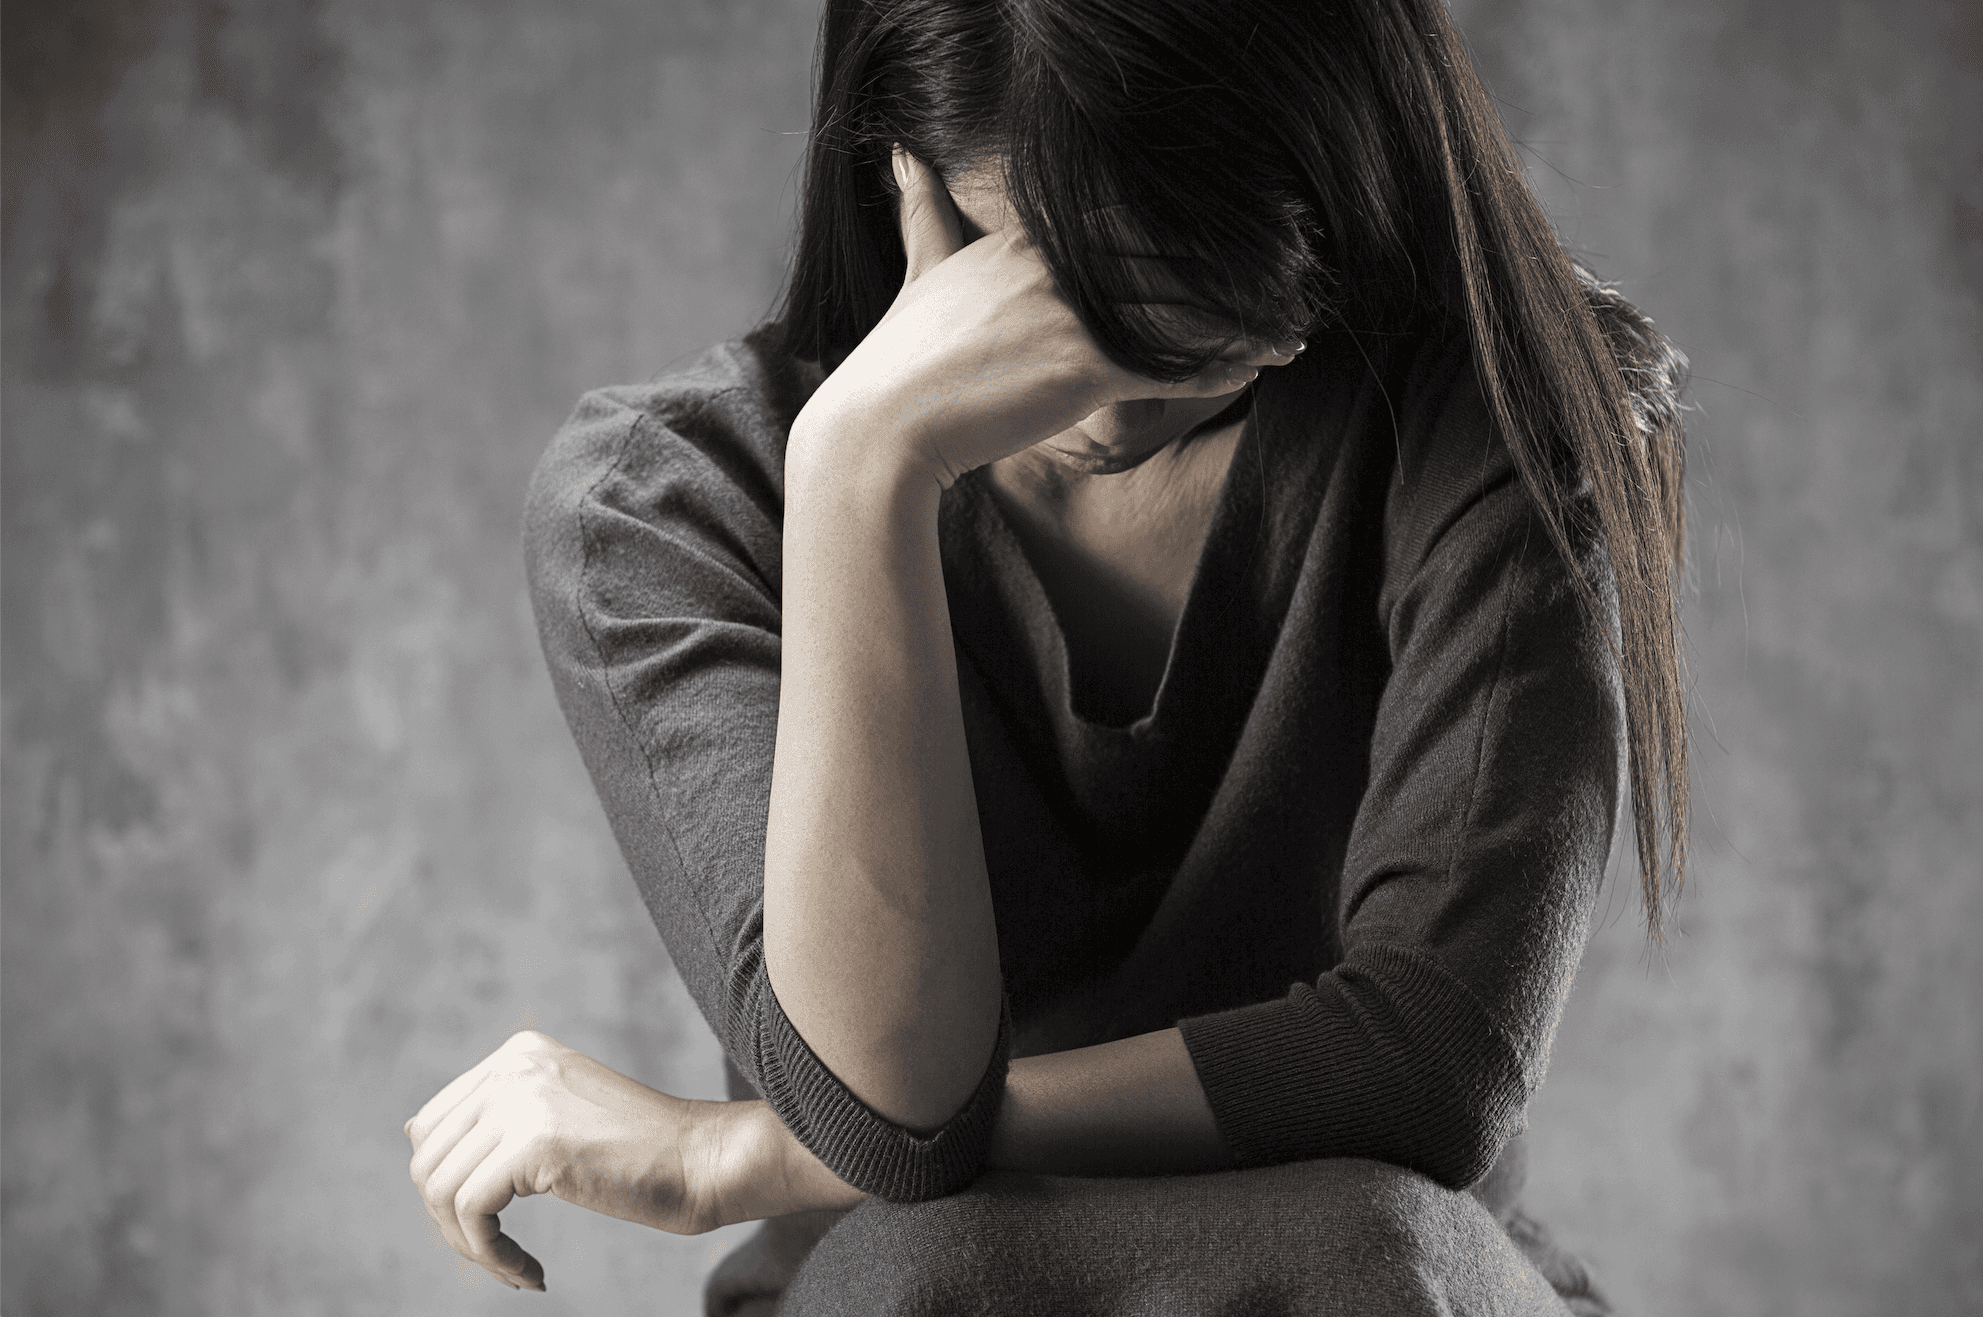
[715,1027,1232,1224]
[763,426,1003,1133]
[990,1028,1231,1177]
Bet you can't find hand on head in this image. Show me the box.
[786,147,1301,489]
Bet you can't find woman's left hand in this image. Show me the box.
[404,1030,730,1292]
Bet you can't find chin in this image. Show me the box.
[1046,428,1175,475]
[1047,447,1168,476]
[1033,393,1237,476]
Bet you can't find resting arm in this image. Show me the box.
[764,441,1004,1133]
[760,145,1278,1159]
[988,1028,1229,1176]
[708,1027,1228,1228]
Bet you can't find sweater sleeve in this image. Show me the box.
[521,337,1009,1202]
[1178,352,1625,1190]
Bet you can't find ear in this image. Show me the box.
[893,145,965,285]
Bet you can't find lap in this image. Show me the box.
[773,1159,1569,1317]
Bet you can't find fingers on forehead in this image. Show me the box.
[1068,201,1299,319]
[1120,299,1261,357]
[1080,242,1278,340]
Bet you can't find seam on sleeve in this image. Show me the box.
[1443,504,1527,897]
[570,408,731,1001]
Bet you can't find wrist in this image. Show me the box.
[787,398,954,504]
[694,1099,866,1229]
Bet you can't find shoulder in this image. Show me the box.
[1362,334,1622,673]
[526,329,822,533]
[522,328,824,622]
[1379,326,1627,561]
[524,330,822,557]
[1381,328,1510,561]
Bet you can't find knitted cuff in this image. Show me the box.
[750,966,1011,1203]
[1178,943,1524,1187]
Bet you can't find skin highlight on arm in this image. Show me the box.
[759,149,1290,1136]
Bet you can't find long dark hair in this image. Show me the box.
[771,0,1691,938]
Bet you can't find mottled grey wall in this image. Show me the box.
[1446,3,1982,1314]
[3,2,813,1312]
[2,1,1977,1314]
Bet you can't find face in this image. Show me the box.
[942,163,1250,477]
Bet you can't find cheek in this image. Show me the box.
[1099,398,1167,435]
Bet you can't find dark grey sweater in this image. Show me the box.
[523,325,1622,1203]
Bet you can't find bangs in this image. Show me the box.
[997,41,1329,381]
[779,0,1339,372]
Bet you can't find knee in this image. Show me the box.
[1311,1159,1547,1311]
[1325,1159,1484,1260]
[782,1185,1032,1316]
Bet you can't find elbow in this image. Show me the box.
[727,950,1012,1202]
[1330,945,1535,1191]
[1409,1069,1527,1192]
[761,1004,1013,1203]
[1417,1117,1515,1193]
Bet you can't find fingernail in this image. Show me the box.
[1227,364,1259,385]
[1272,338,1306,355]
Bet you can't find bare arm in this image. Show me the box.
[989,1028,1230,1176]
[764,440,1003,1131]
[763,149,1286,1134]
[398,1019,1227,1297]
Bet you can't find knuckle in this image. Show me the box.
[510,1052,560,1087]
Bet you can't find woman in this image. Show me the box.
[404,0,1689,1312]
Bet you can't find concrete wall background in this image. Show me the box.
[2,1,1976,1313]
[1449,3,1983,1312]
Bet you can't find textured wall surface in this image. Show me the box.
[3,1,1977,1315]
[3,2,814,1312]
[1449,3,1983,1313]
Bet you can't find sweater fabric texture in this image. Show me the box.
[522,323,1623,1205]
